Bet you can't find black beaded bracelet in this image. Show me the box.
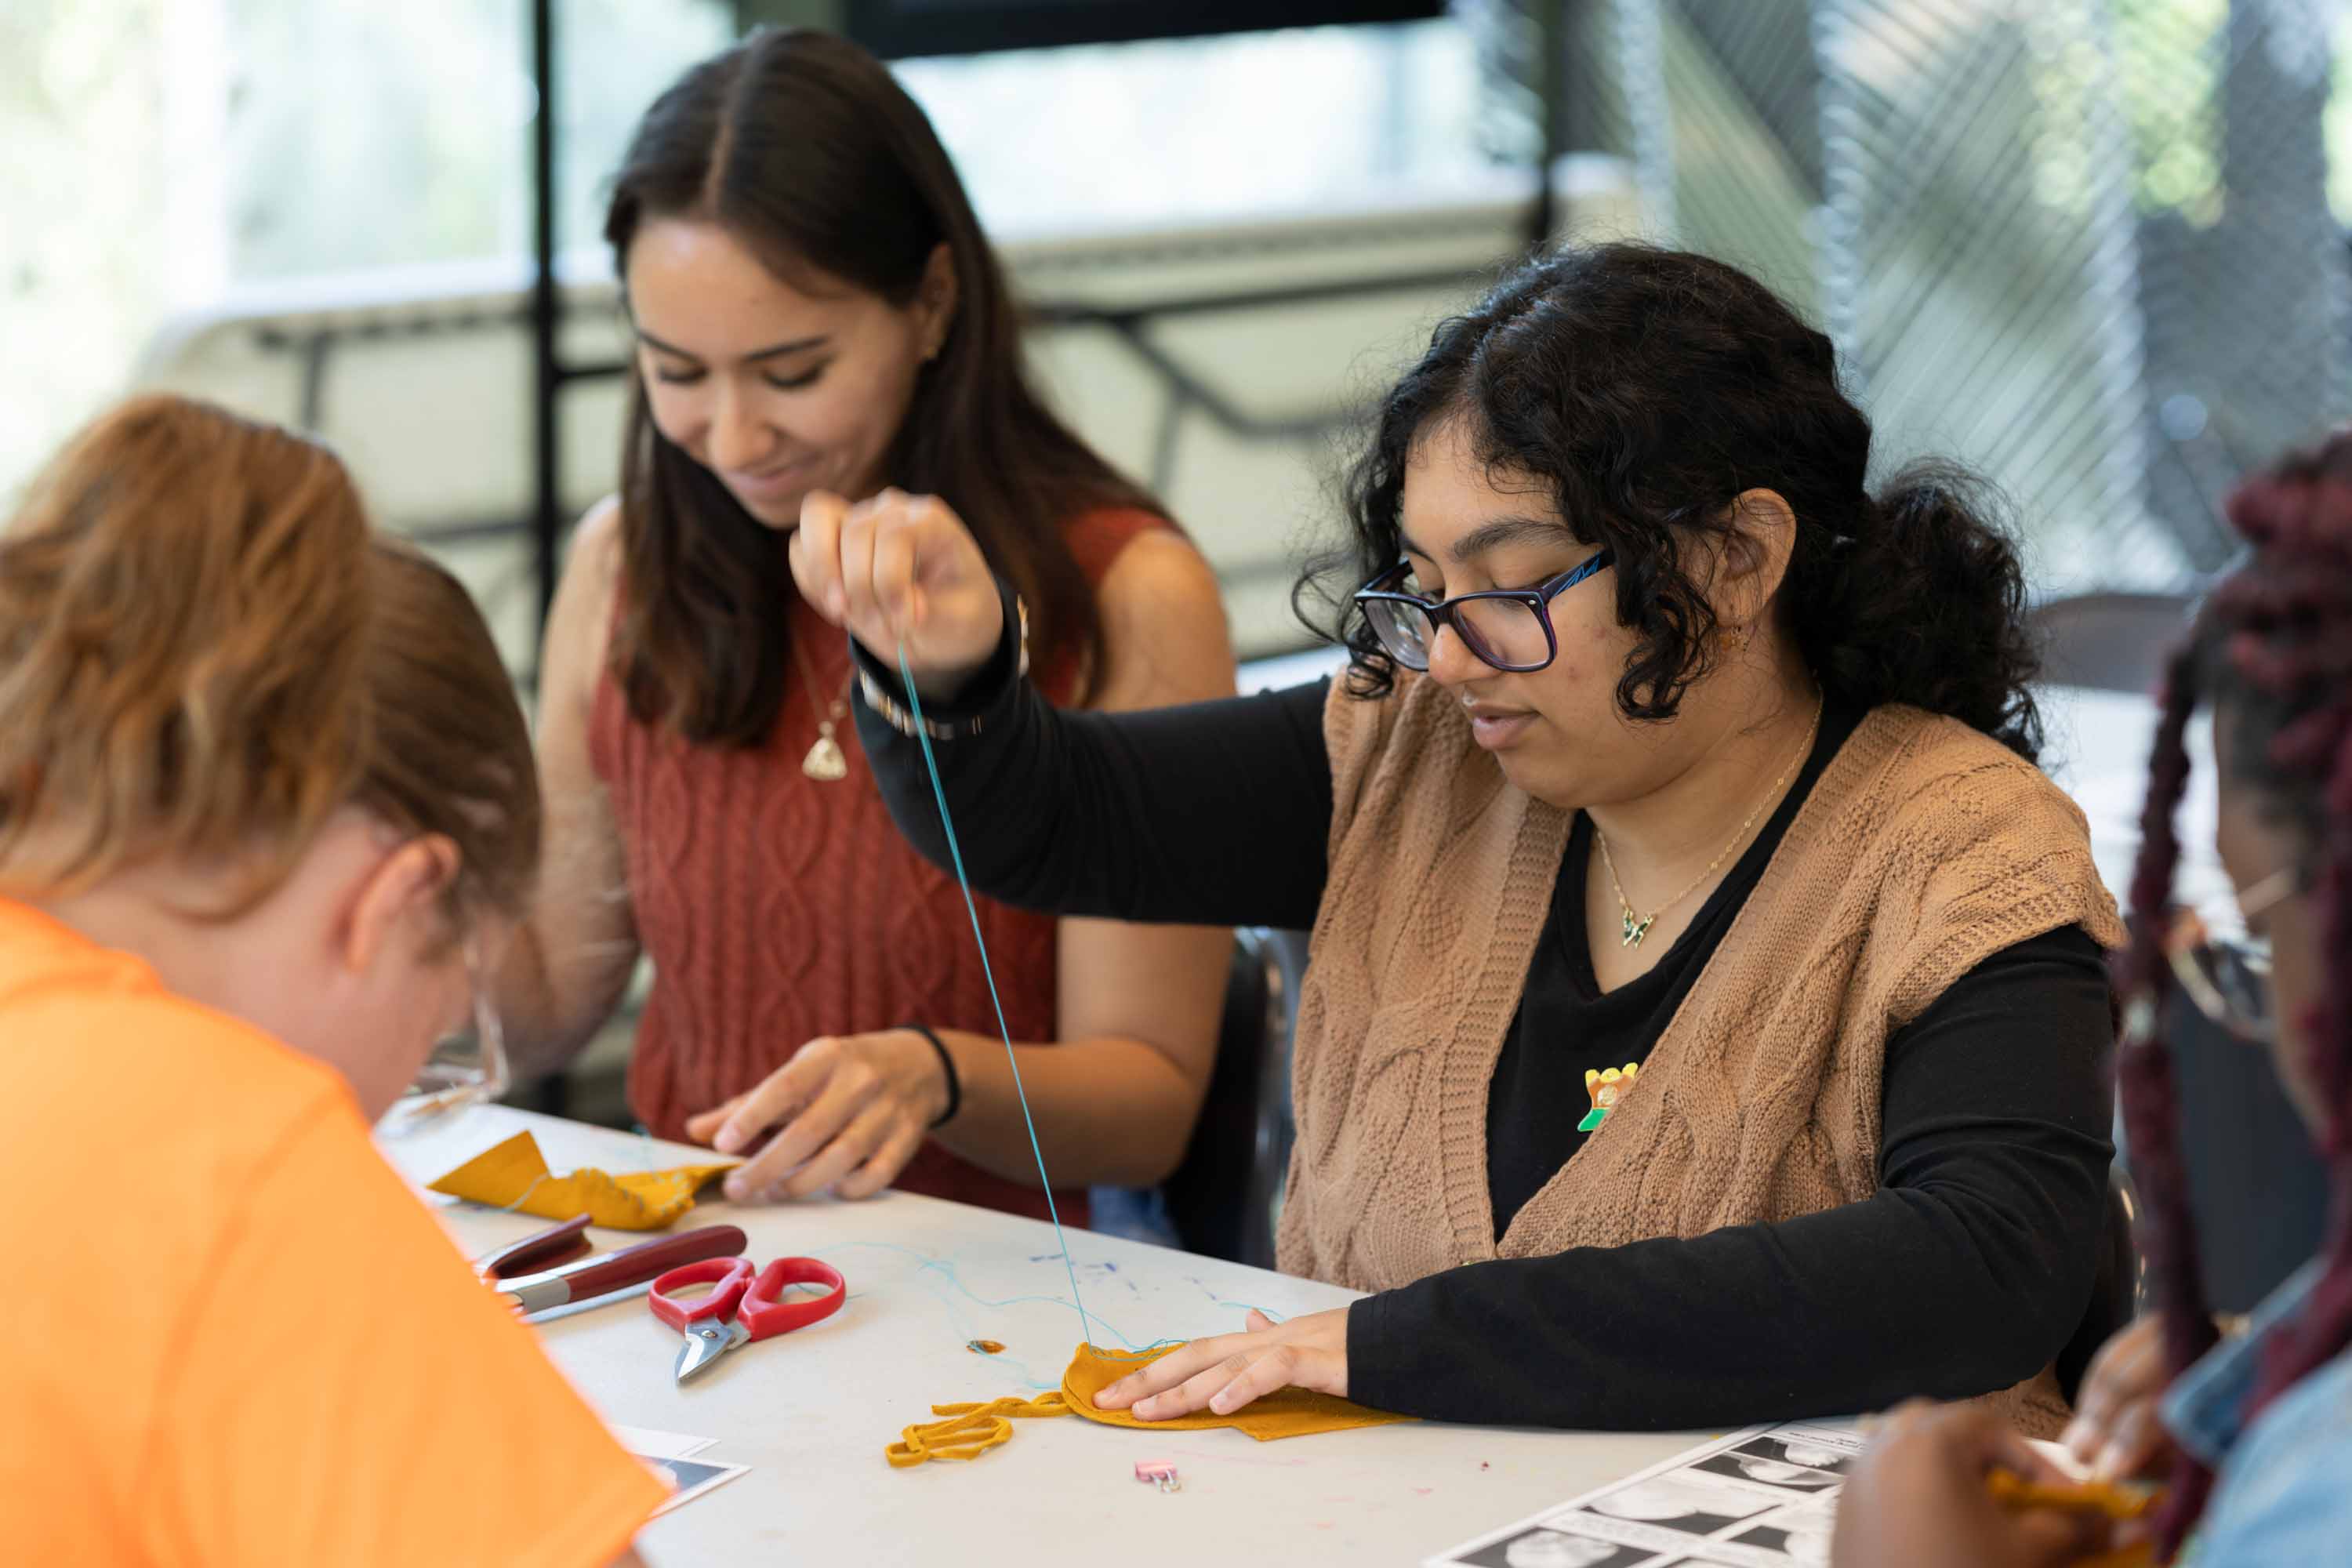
[902,1022,961,1129]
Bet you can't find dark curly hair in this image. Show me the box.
[1299,243,2044,757]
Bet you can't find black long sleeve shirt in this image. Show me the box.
[852,637,2114,1430]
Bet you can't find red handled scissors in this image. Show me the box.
[650,1255,847,1382]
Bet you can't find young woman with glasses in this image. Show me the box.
[793,244,2124,1436]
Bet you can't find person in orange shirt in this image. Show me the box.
[0,396,664,1566]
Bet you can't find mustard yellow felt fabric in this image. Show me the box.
[885,1394,1071,1468]
[1060,1342,1414,1439]
[426,1131,736,1231]
[883,1344,1413,1468]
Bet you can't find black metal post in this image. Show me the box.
[522,0,572,1120]
[1528,0,1569,253]
[530,0,561,642]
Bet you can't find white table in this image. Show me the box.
[379,685,2197,1566]
[379,1107,1697,1568]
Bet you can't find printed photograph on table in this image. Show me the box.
[1450,1527,1661,1567]
[1428,1422,1864,1568]
[1582,1475,1776,1535]
[1687,1452,1842,1494]
[1726,1435,1853,1478]
[1724,1515,1836,1566]
[641,1455,751,1518]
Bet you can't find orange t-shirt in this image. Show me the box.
[0,898,665,1567]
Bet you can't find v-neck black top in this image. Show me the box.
[1485,704,1867,1232]
[853,639,2117,1432]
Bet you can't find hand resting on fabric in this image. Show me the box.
[1094,1307,1351,1421]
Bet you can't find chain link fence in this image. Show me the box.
[1468,0,2352,592]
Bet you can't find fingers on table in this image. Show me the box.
[684,1094,746,1145]
[724,1045,919,1203]
[837,1120,927,1200]
[770,1097,900,1201]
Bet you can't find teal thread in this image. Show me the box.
[900,644,1097,1347]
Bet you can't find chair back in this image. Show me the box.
[2032,592,2195,695]
[1160,928,1308,1267]
[2056,1167,2148,1406]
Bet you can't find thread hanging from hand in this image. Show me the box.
[900,644,1097,1347]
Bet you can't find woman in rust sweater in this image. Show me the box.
[804,245,2124,1436]
[495,30,1235,1225]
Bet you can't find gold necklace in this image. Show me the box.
[1594,696,1824,949]
[789,638,854,782]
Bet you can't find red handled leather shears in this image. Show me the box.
[651,1255,847,1383]
[486,1221,748,1316]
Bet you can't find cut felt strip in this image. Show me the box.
[885,1393,1071,1467]
[428,1131,737,1231]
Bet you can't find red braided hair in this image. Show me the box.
[2118,433,2352,1560]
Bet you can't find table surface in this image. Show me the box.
[381,682,2197,1566]
[379,1107,1701,1568]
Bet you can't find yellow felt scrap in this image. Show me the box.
[885,1342,1413,1468]
[426,1131,736,1231]
[1060,1342,1414,1439]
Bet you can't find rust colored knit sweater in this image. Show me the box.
[589,507,1163,1225]
[1279,673,2127,1433]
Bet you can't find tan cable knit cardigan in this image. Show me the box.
[1277,673,2126,1435]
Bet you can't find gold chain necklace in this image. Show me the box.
[1594,696,1824,949]
[789,637,855,782]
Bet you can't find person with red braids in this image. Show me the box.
[1832,433,2352,1567]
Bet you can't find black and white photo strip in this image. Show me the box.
[1438,1426,1863,1568]
[1728,1435,1853,1478]
[1689,1452,1842,1494]
[1450,1523,1831,1568]
[1722,1515,1837,1566]
[1580,1475,1780,1537]
[1448,1528,1659,1568]
[1447,1473,1838,1568]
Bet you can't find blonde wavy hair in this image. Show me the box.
[0,395,539,925]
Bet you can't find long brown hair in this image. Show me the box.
[0,395,540,927]
[2118,434,2352,1559]
[604,27,1163,746]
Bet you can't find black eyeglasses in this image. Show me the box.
[1352,550,1615,673]
[2150,866,2300,1045]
